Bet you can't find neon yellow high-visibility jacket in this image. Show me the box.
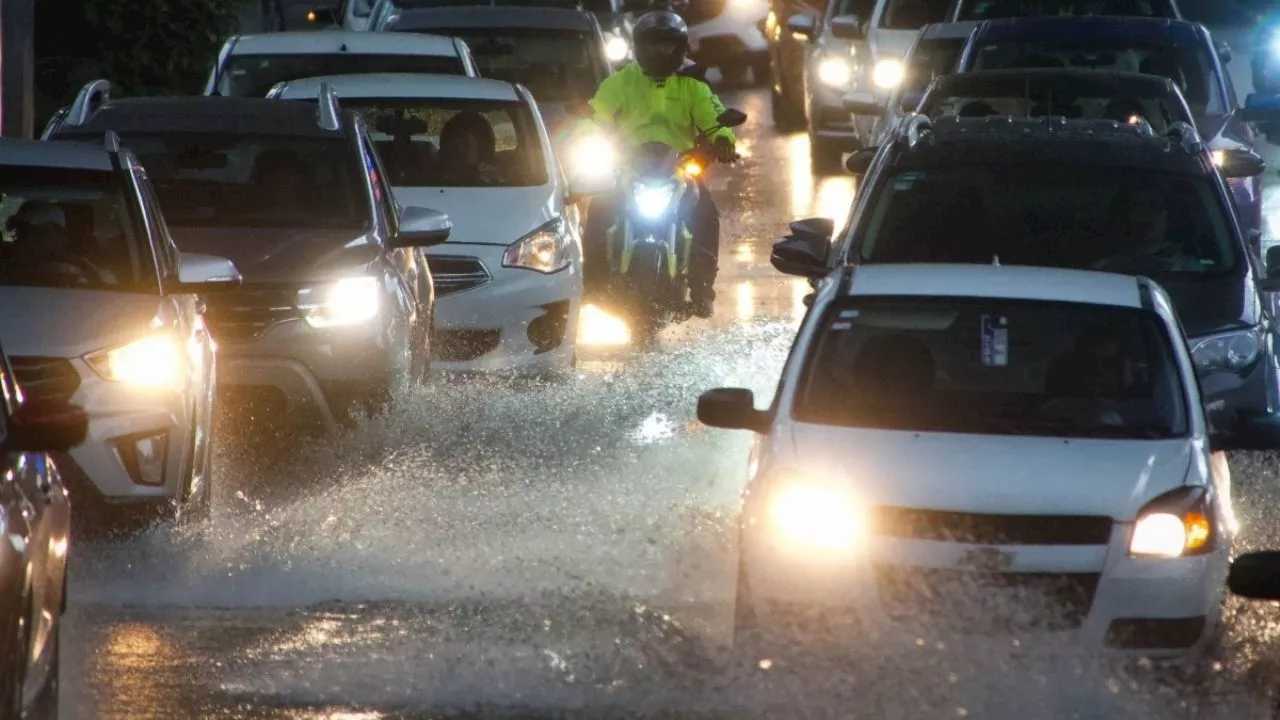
[586,62,736,152]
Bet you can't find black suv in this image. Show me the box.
[47,79,452,428]
[770,114,1280,443]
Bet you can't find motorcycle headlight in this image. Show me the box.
[85,336,183,388]
[577,303,631,347]
[504,220,571,274]
[817,56,853,88]
[872,57,905,89]
[633,183,675,219]
[1190,327,1261,372]
[298,276,381,328]
[1129,487,1214,558]
[768,480,864,551]
[604,33,630,63]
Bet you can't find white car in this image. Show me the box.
[681,0,772,85]
[203,31,480,97]
[0,138,242,527]
[699,263,1256,665]
[269,73,613,372]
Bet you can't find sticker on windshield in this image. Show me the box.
[980,314,1009,367]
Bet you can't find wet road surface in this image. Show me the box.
[60,85,1280,719]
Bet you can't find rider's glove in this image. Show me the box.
[713,136,736,164]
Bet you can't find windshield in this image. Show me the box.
[336,98,549,187]
[968,37,1225,115]
[955,0,1177,20]
[855,167,1239,276]
[918,75,1190,132]
[879,0,951,29]
[901,38,967,96]
[0,167,155,292]
[1176,0,1259,25]
[430,27,605,104]
[218,53,466,97]
[119,134,368,229]
[794,296,1189,439]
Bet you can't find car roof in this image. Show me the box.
[224,30,460,56]
[843,264,1144,309]
[0,137,116,171]
[931,67,1180,94]
[971,15,1204,43]
[53,96,350,138]
[275,73,520,101]
[388,6,596,31]
[920,21,980,40]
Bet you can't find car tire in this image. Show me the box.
[772,86,807,132]
[809,135,844,175]
[181,423,212,525]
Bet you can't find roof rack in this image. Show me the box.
[66,79,111,127]
[317,82,342,131]
[265,81,287,99]
[103,130,121,153]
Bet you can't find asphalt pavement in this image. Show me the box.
[57,85,1280,720]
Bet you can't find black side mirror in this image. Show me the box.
[1239,92,1280,124]
[1265,245,1280,278]
[2,400,89,453]
[307,5,340,24]
[697,388,769,432]
[1216,148,1266,179]
[1228,551,1280,599]
[829,14,864,40]
[771,217,834,278]
[845,147,877,175]
[717,109,748,128]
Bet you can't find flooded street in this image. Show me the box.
[57,86,1280,719]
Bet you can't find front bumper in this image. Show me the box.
[1195,342,1274,433]
[742,524,1228,660]
[428,244,582,372]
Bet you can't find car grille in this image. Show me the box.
[873,508,1113,545]
[680,0,727,27]
[203,285,303,343]
[9,356,80,404]
[876,567,1101,632]
[429,256,491,297]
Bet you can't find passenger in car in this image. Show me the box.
[1093,187,1199,274]
[438,111,502,185]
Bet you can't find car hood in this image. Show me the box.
[869,29,918,61]
[392,186,557,246]
[789,424,1193,520]
[168,227,379,284]
[1159,273,1256,337]
[0,287,170,359]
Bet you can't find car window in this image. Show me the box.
[794,296,1189,439]
[968,37,1226,115]
[425,27,607,104]
[855,166,1239,277]
[1176,0,1258,26]
[901,38,967,95]
[350,0,374,17]
[119,133,369,230]
[219,53,467,97]
[324,98,550,188]
[955,0,1176,20]
[918,75,1191,132]
[0,166,156,292]
[879,0,952,29]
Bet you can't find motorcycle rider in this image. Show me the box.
[581,10,737,319]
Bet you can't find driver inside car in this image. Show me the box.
[1093,186,1199,275]
[1039,325,1135,427]
[3,200,100,284]
[438,111,502,186]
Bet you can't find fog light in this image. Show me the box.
[115,431,169,487]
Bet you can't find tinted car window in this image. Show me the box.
[121,134,368,229]
[902,38,967,95]
[855,166,1238,276]
[956,0,1176,20]
[879,0,952,28]
[1176,0,1258,26]
[0,166,155,292]
[795,296,1189,439]
[424,27,605,103]
[970,38,1225,115]
[219,54,466,97]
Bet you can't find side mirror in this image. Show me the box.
[843,91,883,116]
[2,400,89,453]
[1215,148,1266,178]
[786,13,817,40]
[392,206,452,248]
[717,109,749,128]
[1265,244,1280,279]
[899,90,924,112]
[829,14,864,40]
[1217,40,1232,65]
[176,253,242,292]
[306,5,340,24]
[1239,93,1280,124]
[696,388,769,432]
[771,217,834,278]
[1228,551,1280,599]
[845,146,878,175]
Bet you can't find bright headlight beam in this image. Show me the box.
[572,134,616,178]
[89,336,183,388]
[577,303,631,347]
[605,35,630,62]
[305,276,380,328]
[634,185,674,218]
[872,58,904,89]
[770,484,860,550]
[818,56,853,87]
[1129,513,1187,557]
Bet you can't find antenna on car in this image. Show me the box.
[66,79,111,127]
[317,82,343,131]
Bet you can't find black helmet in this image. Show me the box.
[633,11,689,80]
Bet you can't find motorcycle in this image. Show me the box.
[569,106,748,348]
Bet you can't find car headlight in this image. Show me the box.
[872,58,904,89]
[604,34,630,63]
[569,133,617,180]
[817,56,853,88]
[1190,327,1261,372]
[504,220,571,273]
[298,276,381,328]
[1129,487,1214,558]
[85,336,183,388]
[769,482,863,551]
[633,183,675,219]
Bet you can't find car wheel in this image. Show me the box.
[181,424,212,525]
[809,135,844,175]
[772,86,807,132]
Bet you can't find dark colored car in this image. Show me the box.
[766,0,836,130]
[0,341,85,719]
[955,16,1268,248]
[944,0,1181,21]
[47,83,453,428]
[772,114,1280,445]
